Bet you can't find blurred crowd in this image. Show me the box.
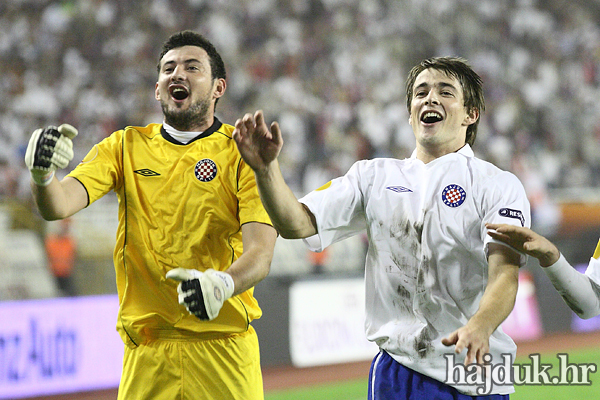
[2,0,600,234]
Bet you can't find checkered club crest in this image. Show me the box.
[441,184,466,208]
[194,159,218,182]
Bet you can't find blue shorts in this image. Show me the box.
[368,351,509,400]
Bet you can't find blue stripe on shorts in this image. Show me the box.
[368,351,509,400]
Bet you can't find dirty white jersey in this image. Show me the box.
[299,145,530,395]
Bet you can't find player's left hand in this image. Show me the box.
[232,110,283,172]
[166,268,234,321]
[441,324,490,365]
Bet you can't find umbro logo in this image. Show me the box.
[386,186,412,193]
[134,169,161,177]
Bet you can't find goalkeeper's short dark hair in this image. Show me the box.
[157,30,226,83]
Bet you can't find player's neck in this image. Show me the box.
[163,121,211,144]
[415,143,466,163]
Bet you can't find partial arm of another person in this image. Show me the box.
[232,110,317,239]
[442,243,520,365]
[486,223,600,319]
[167,221,277,321]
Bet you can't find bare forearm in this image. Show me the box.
[227,222,277,295]
[254,160,317,239]
[227,247,273,295]
[32,178,71,220]
[469,270,518,336]
[31,177,87,221]
[442,244,520,364]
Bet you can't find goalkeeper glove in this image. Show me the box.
[24,124,78,186]
[166,268,234,321]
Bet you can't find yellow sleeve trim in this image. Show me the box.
[593,238,600,259]
[316,181,332,191]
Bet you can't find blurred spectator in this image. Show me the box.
[0,1,598,205]
[45,218,78,297]
[0,157,18,198]
[3,0,600,284]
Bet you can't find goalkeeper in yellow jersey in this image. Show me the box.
[487,223,600,319]
[25,30,277,400]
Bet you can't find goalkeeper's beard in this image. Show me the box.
[161,97,211,131]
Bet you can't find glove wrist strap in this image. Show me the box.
[223,272,234,297]
[31,170,55,187]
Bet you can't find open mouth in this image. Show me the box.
[420,111,443,124]
[169,85,189,101]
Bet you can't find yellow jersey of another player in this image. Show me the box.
[67,119,272,347]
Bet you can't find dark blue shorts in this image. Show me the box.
[368,351,510,400]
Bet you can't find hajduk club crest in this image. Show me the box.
[441,184,466,208]
[194,159,218,182]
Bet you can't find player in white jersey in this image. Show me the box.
[234,57,530,399]
[487,224,600,319]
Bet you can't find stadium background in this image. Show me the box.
[1,0,600,398]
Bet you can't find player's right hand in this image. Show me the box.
[166,268,234,321]
[25,124,78,186]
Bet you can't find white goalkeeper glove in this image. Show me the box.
[24,124,78,186]
[166,268,234,321]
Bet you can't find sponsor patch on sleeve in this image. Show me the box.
[499,208,525,226]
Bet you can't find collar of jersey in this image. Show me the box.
[161,117,223,145]
[410,143,474,160]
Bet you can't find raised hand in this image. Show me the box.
[25,124,78,186]
[232,110,283,172]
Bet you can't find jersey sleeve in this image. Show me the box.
[236,158,272,226]
[481,171,531,266]
[585,239,600,284]
[544,252,600,319]
[66,130,123,205]
[298,161,367,252]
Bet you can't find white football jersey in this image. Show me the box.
[299,145,530,395]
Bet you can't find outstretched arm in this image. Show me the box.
[442,243,520,365]
[233,110,317,239]
[487,224,600,319]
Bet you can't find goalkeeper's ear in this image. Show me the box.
[58,124,78,139]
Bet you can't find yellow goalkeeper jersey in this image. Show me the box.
[67,119,272,347]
